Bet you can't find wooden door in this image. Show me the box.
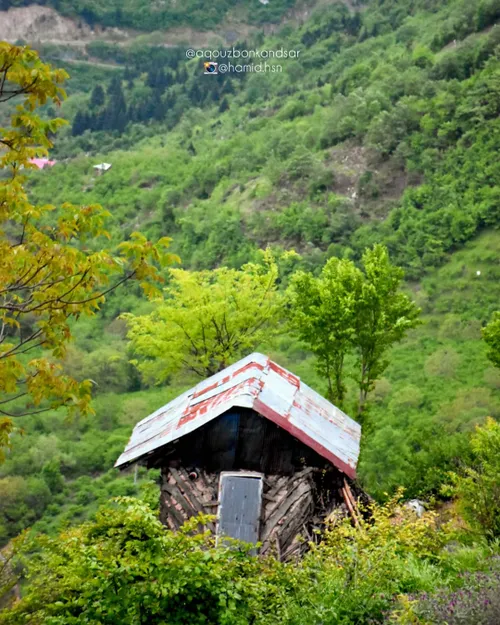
[217,472,263,545]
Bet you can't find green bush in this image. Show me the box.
[445,418,500,540]
[0,477,51,544]
[0,498,284,625]
[271,492,448,625]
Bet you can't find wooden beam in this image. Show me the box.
[340,481,360,528]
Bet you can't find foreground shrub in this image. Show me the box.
[280,491,448,625]
[0,498,283,625]
[2,493,494,625]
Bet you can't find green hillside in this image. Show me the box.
[1,0,500,567]
[28,0,500,279]
[1,0,304,31]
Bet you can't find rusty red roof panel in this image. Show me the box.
[115,353,361,478]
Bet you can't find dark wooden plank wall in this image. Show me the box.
[148,409,332,475]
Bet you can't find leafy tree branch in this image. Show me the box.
[0,43,178,451]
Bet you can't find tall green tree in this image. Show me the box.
[353,245,421,420]
[125,251,283,382]
[89,84,105,108]
[288,258,362,406]
[483,311,500,369]
[288,245,420,420]
[0,43,177,457]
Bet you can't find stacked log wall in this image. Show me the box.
[159,466,347,561]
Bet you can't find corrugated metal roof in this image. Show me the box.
[115,353,361,479]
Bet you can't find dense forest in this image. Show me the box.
[1,0,500,622]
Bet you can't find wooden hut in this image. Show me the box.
[115,353,361,561]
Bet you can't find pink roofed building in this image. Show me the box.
[29,158,57,170]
